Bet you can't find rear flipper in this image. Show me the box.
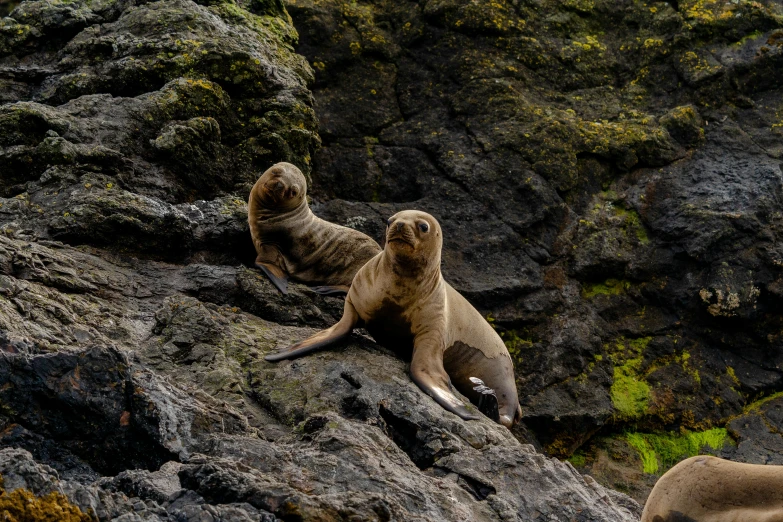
[410,335,480,422]
[310,285,350,297]
[264,296,359,362]
[469,377,499,424]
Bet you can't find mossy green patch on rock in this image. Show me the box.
[582,278,630,299]
[611,369,651,421]
[625,428,731,474]
[500,329,533,362]
[743,390,783,413]
[609,337,652,421]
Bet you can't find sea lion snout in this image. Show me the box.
[256,162,307,210]
[385,211,441,247]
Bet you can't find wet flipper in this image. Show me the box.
[410,335,480,421]
[469,377,500,423]
[310,285,350,297]
[255,248,289,294]
[264,297,360,362]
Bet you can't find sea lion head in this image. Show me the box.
[384,210,442,273]
[254,162,307,212]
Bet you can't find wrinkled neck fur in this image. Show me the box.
[381,250,441,298]
[252,193,311,223]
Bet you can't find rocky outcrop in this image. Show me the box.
[0,0,643,518]
[282,0,783,501]
[0,233,638,520]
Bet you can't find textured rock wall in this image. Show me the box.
[0,0,644,519]
[282,0,783,502]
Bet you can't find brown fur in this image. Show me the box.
[248,162,381,293]
[642,455,783,522]
[265,210,522,428]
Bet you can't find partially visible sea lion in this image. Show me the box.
[248,162,381,295]
[264,210,522,428]
[642,455,783,522]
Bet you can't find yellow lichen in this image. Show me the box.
[0,477,91,522]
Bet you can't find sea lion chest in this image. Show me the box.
[362,298,417,360]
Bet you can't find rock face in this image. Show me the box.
[0,236,638,521]
[281,0,783,502]
[0,0,643,519]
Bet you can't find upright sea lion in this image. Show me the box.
[265,210,522,428]
[248,162,381,295]
[642,455,783,522]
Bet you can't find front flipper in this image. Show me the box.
[310,285,350,297]
[410,334,480,421]
[254,246,289,294]
[264,297,360,362]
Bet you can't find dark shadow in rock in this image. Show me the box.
[0,346,185,475]
[378,404,449,470]
[0,422,99,484]
[456,472,496,501]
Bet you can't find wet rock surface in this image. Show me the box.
[0,0,645,519]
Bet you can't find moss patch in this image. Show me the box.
[609,336,652,421]
[625,428,730,474]
[744,390,783,413]
[611,369,651,420]
[0,476,91,522]
[582,278,630,299]
[567,450,587,468]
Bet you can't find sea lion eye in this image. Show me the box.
[418,222,429,233]
[386,218,393,227]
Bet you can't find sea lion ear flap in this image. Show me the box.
[410,336,480,422]
[254,246,289,294]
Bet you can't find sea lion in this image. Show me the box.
[642,455,783,522]
[248,162,381,295]
[264,210,522,428]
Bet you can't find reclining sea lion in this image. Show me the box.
[264,210,522,428]
[642,455,783,522]
[248,162,381,295]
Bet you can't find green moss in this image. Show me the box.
[612,206,650,244]
[626,336,651,353]
[500,330,533,363]
[625,428,731,474]
[609,336,653,420]
[568,450,587,467]
[744,390,783,413]
[625,432,658,473]
[582,278,630,299]
[611,368,651,420]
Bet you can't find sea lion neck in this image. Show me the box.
[380,250,441,297]
[252,196,311,223]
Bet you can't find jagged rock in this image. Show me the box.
[283,0,783,501]
[2,0,783,512]
[0,344,251,475]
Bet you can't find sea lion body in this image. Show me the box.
[265,210,522,428]
[248,162,381,294]
[642,455,783,522]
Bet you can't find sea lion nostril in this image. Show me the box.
[396,222,404,231]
